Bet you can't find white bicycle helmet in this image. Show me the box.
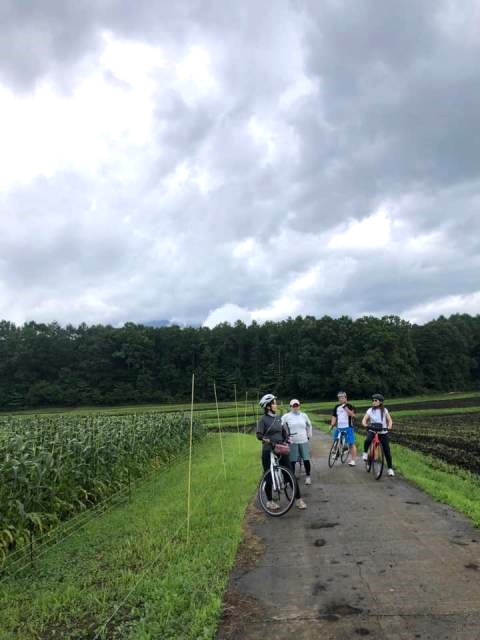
[259,393,276,408]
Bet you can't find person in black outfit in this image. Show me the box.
[256,393,306,510]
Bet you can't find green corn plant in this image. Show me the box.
[0,411,205,565]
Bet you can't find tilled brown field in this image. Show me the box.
[312,395,480,415]
[392,413,480,475]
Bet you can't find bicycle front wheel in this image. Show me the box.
[373,442,384,480]
[258,466,296,517]
[328,439,340,468]
[340,434,349,463]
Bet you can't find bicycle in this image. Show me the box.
[258,444,297,517]
[328,428,350,468]
[365,425,385,480]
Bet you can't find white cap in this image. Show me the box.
[289,398,300,406]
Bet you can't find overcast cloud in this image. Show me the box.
[1,0,479,328]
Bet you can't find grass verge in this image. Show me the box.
[391,443,480,527]
[0,433,259,640]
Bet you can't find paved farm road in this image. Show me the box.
[217,430,480,640]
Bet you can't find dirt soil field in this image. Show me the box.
[217,430,480,640]
[391,413,480,474]
[312,395,480,415]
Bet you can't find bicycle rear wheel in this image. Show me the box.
[373,442,384,480]
[258,466,296,517]
[328,439,340,468]
[340,434,349,463]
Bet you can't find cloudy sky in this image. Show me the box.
[1,0,479,328]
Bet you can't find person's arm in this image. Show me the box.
[256,417,267,442]
[330,406,338,430]
[386,410,393,431]
[343,403,355,418]
[305,414,313,440]
[361,409,370,428]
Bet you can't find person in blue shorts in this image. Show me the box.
[330,390,357,466]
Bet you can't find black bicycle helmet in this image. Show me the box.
[371,393,384,401]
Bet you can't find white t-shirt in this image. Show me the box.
[281,411,312,444]
[366,407,390,431]
[336,405,351,428]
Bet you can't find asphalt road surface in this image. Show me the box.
[217,429,480,640]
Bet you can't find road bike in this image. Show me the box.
[365,426,385,480]
[258,445,297,517]
[328,428,350,468]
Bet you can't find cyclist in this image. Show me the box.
[361,393,395,477]
[282,398,313,485]
[256,393,306,510]
[330,391,357,466]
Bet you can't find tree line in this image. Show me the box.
[0,313,479,409]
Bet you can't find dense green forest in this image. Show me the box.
[0,314,479,409]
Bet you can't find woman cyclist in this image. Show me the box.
[361,393,395,477]
[256,393,306,510]
[282,398,313,485]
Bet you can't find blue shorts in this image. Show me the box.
[289,442,310,462]
[332,427,355,446]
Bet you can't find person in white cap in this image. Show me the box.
[281,399,313,485]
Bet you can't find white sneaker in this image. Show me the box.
[362,452,368,461]
[305,476,312,485]
[387,468,395,477]
[296,499,307,509]
[266,500,280,510]
[348,460,356,466]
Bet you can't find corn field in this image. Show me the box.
[0,412,204,564]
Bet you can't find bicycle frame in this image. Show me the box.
[257,446,297,517]
[269,450,285,491]
[366,429,385,480]
[328,428,349,467]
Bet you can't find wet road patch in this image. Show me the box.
[310,521,339,530]
[313,538,326,547]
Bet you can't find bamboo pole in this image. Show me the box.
[214,381,227,479]
[234,383,241,452]
[243,390,248,436]
[186,373,195,545]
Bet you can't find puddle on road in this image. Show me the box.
[312,581,327,595]
[318,602,363,621]
[310,521,339,530]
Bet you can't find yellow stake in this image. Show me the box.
[214,381,227,479]
[243,390,248,436]
[234,384,241,453]
[186,373,195,545]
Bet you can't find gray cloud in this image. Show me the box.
[1,0,479,327]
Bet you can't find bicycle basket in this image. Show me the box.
[273,442,290,456]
